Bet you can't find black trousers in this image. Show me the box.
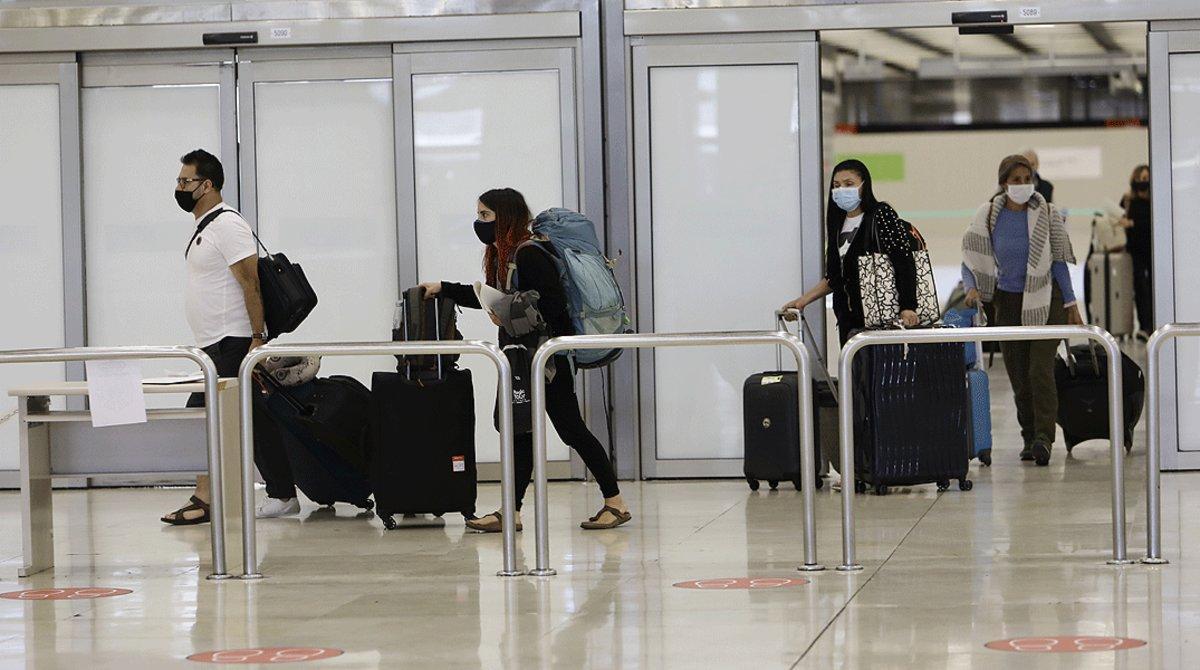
[1132,253,1154,333]
[513,356,620,510]
[186,337,296,500]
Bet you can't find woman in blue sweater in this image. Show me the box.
[962,154,1082,466]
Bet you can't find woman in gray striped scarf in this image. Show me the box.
[961,154,1082,466]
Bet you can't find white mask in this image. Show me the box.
[1006,183,1035,205]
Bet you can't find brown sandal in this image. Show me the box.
[580,505,632,530]
[160,495,211,526]
[465,511,522,534]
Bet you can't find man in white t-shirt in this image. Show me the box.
[160,150,300,525]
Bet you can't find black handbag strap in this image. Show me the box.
[184,208,230,258]
[256,368,309,414]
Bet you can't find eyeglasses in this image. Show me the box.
[175,177,205,187]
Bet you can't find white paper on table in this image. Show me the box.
[85,360,148,427]
[473,281,508,316]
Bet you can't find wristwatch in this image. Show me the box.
[251,332,266,340]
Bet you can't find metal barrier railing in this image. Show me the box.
[0,346,228,578]
[237,340,520,579]
[1143,323,1200,565]
[836,325,1131,572]
[529,330,820,577]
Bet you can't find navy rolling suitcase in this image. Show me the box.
[263,376,374,510]
[852,332,973,495]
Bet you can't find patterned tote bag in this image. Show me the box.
[857,214,940,328]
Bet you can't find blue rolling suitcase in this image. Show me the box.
[945,308,993,466]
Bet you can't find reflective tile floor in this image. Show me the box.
[0,361,1194,668]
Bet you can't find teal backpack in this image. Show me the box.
[515,208,630,368]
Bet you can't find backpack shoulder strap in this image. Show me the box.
[507,239,554,291]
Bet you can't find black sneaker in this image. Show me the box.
[1019,446,1034,461]
[1032,440,1051,466]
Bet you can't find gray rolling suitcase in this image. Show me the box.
[1086,251,1134,337]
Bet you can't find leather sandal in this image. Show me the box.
[161,495,211,526]
[580,505,632,530]
[465,511,522,534]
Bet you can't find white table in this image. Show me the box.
[8,380,244,578]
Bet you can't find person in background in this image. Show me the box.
[962,154,1082,467]
[780,158,920,344]
[1023,149,1054,204]
[160,149,298,525]
[419,188,631,532]
[1119,164,1153,338]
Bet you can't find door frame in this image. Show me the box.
[630,34,824,479]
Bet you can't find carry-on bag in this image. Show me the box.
[852,328,973,494]
[741,311,831,491]
[943,308,994,465]
[373,292,476,528]
[1086,251,1135,338]
[261,375,374,511]
[392,286,461,377]
[1053,342,1144,453]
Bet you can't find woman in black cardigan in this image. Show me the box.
[420,188,629,533]
[782,159,919,344]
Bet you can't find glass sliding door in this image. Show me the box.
[632,38,824,478]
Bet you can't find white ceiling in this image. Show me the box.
[821,22,1147,76]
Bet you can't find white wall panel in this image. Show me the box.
[83,84,221,407]
[411,69,570,464]
[0,84,66,470]
[649,65,803,460]
[253,78,398,384]
[1170,53,1200,451]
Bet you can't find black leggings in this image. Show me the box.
[186,337,296,500]
[513,356,620,510]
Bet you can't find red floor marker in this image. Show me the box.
[187,648,344,664]
[0,587,132,601]
[985,637,1147,653]
[672,578,808,590]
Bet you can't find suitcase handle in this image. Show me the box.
[775,309,837,389]
[1059,340,1101,378]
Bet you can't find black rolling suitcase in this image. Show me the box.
[1054,342,1144,454]
[741,312,830,491]
[371,291,477,529]
[853,334,973,495]
[263,376,375,511]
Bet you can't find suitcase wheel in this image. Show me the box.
[792,476,802,491]
[816,477,824,490]
[768,480,779,491]
[747,478,760,491]
[875,484,889,496]
[855,480,868,494]
[314,500,335,508]
[936,480,949,492]
[979,449,992,467]
[959,479,973,492]
[379,514,398,531]
[357,499,374,511]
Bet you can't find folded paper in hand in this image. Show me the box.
[473,281,507,316]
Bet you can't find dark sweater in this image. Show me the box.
[1124,196,1152,263]
[824,202,919,331]
[441,243,575,340]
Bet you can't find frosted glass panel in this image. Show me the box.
[0,84,66,470]
[650,65,803,460]
[83,84,221,408]
[254,79,398,384]
[1170,53,1200,451]
[412,69,570,464]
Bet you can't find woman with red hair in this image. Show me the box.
[421,188,630,532]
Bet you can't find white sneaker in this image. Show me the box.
[256,497,300,519]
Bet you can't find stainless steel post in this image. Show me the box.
[1143,323,1200,564]
[0,345,228,578]
[237,340,520,579]
[529,330,821,577]
[836,324,1128,571]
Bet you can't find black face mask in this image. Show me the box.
[1132,180,1151,193]
[473,219,496,245]
[175,186,201,213]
